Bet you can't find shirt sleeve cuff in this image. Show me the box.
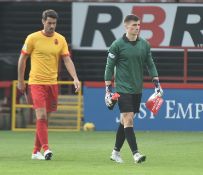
[21,50,29,55]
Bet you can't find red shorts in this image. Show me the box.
[30,84,58,112]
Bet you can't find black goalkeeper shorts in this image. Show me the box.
[117,93,142,113]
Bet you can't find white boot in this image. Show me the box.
[44,149,53,160]
[110,150,124,163]
[133,152,146,163]
[31,152,45,160]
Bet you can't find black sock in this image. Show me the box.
[114,123,125,152]
[124,127,138,155]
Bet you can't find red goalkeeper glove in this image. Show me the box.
[146,93,164,115]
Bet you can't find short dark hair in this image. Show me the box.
[42,9,58,20]
[124,14,140,23]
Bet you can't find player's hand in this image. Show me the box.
[73,79,80,93]
[155,86,163,97]
[17,80,26,93]
[105,92,114,108]
[152,78,163,97]
[105,84,114,109]
[105,92,120,110]
[105,84,120,110]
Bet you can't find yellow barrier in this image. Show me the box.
[12,80,82,131]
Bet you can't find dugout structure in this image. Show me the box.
[11,81,82,131]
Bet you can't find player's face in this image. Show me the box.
[125,20,140,36]
[42,17,57,35]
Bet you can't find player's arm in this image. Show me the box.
[104,53,117,93]
[145,44,163,96]
[104,57,116,86]
[104,42,118,87]
[145,46,158,78]
[18,34,33,93]
[104,43,119,109]
[17,53,29,93]
[62,55,80,92]
[105,76,120,110]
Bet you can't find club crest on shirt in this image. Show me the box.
[108,52,115,59]
[54,39,58,45]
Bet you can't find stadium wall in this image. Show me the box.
[83,83,203,131]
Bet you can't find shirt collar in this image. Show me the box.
[122,33,140,43]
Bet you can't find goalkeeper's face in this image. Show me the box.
[125,20,140,36]
[42,17,57,36]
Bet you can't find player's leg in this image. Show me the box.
[25,86,41,159]
[35,108,49,152]
[31,131,43,158]
[30,85,49,160]
[41,112,52,160]
[43,84,58,160]
[110,92,128,163]
[114,122,125,152]
[118,94,138,155]
[28,85,43,159]
[132,93,146,163]
[119,93,146,163]
[33,131,41,153]
[122,112,146,163]
[122,112,138,153]
[31,131,45,160]
[110,120,125,163]
[110,94,127,163]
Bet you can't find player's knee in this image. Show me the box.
[124,121,133,127]
[123,117,133,127]
[35,108,47,120]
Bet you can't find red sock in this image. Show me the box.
[36,119,49,152]
[33,132,41,154]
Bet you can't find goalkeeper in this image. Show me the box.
[104,14,163,164]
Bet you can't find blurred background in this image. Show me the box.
[0,0,203,131]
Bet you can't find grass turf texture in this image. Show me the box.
[0,131,203,175]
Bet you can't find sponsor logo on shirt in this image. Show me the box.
[108,52,115,59]
[54,39,58,45]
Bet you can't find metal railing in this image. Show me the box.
[145,47,203,83]
[11,80,82,131]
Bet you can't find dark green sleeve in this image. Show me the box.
[145,43,158,78]
[104,42,118,81]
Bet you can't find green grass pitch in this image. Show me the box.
[0,131,203,175]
